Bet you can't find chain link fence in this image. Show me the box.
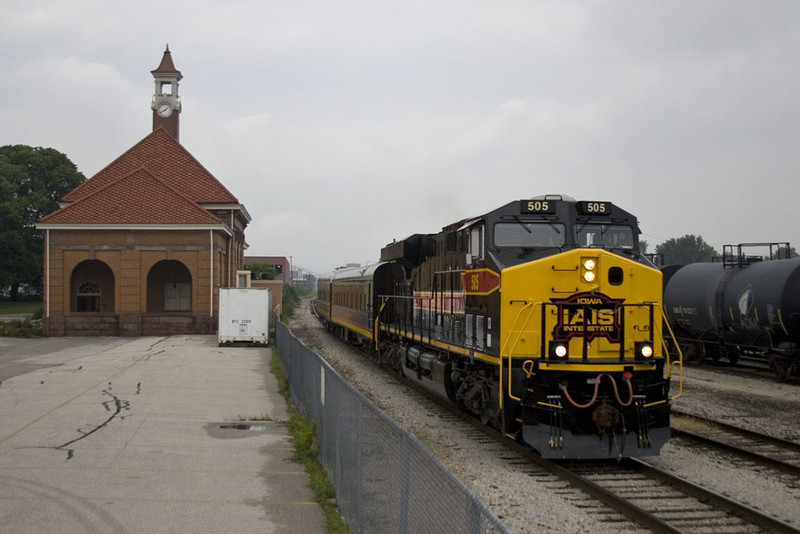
[276,320,510,534]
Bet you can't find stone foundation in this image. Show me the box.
[64,313,121,336]
[119,313,142,336]
[43,313,218,337]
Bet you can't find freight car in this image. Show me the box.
[314,195,683,459]
[662,243,800,379]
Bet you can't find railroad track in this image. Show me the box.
[301,309,800,532]
[365,350,800,533]
[671,410,800,478]
[558,457,799,534]
[398,378,800,533]
[695,361,778,382]
[686,351,800,383]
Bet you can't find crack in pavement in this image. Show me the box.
[56,386,131,460]
[0,338,165,449]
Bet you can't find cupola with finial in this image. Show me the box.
[151,45,183,140]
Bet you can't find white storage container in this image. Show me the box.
[218,288,271,346]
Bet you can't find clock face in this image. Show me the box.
[157,102,173,118]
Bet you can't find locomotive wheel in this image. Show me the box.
[480,409,503,433]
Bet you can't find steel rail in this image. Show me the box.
[312,309,800,533]
[411,380,800,533]
[399,370,681,532]
[672,409,800,452]
[524,454,681,534]
[627,458,800,534]
[671,410,800,478]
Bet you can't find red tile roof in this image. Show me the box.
[41,168,221,225]
[63,128,239,205]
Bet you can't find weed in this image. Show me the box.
[270,348,349,534]
[0,320,42,338]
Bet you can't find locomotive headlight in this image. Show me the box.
[549,342,569,360]
[581,257,598,283]
[635,341,654,360]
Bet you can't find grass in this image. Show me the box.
[269,348,350,534]
[0,300,43,316]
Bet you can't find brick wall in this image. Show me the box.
[42,228,237,337]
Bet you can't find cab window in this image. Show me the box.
[575,224,634,249]
[494,223,565,248]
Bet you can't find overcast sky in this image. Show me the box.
[2,1,799,273]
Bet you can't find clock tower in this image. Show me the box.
[151,45,183,141]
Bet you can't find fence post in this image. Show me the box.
[400,434,410,534]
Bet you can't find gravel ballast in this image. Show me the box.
[288,301,800,532]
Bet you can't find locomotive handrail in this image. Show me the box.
[377,293,423,343]
[654,303,684,401]
[500,300,539,406]
[374,297,389,351]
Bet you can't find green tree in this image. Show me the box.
[245,261,279,280]
[0,145,86,299]
[655,234,718,265]
[775,243,799,259]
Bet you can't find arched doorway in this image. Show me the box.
[147,260,192,312]
[70,260,116,312]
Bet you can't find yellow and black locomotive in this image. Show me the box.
[315,195,682,459]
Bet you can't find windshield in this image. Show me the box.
[494,222,566,248]
[575,224,635,249]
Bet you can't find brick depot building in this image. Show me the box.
[37,48,250,336]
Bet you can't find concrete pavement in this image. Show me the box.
[0,335,326,533]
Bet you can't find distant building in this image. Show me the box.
[293,267,317,292]
[36,47,250,336]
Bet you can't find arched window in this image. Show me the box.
[77,281,101,312]
[70,260,115,313]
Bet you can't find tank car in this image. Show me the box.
[315,195,683,459]
[663,243,800,378]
